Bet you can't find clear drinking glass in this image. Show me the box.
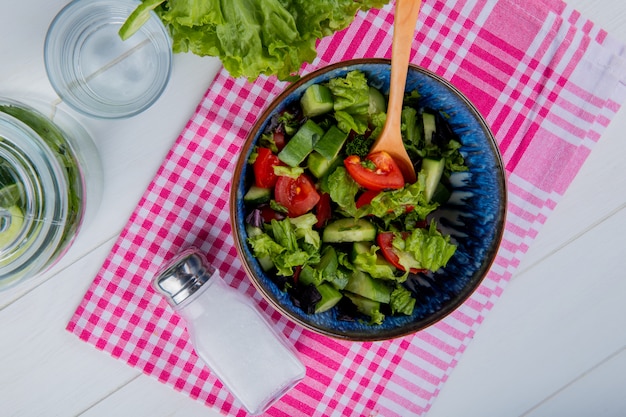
[44,0,172,119]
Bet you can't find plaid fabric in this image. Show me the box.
[67,0,626,415]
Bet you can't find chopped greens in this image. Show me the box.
[243,70,468,325]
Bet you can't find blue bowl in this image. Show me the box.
[231,59,507,341]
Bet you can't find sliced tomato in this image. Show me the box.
[314,192,332,228]
[253,147,282,188]
[274,174,321,217]
[344,151,405,191]
[259,205,284,223]
[377,232,426,274]
[355,189,381,209]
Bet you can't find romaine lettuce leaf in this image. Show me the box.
[359,177,439,223]
[352,244,399,280]
[247,217,320,276]
[327,70,371,134]
[135,0,390,80]
[390,285,416,315]
[327,167,359,217]
[395,220,457,272]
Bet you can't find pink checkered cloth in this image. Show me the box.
[67,0,626,415]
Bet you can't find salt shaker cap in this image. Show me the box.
[153,247,216,306]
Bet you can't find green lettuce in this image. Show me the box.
[359,177,439,223]
[394,220,457,272]
[327,167,359,217]
[127,0,390,81]
[352,245,399,281]
[326,70,371,134]
[390,286,416,315]
[247,217,320,276]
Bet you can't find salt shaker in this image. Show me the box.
[153,247,306,415]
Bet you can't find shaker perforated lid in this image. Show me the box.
[153,247,216,306]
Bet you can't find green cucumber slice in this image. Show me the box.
[243,185,271,205]
[422,111,436,145]
[314,283,343,313]
[421,158,445,203]
[307,151,339,179]
[301,84,334,117]
[344,270,392,303]
[368,86,386,115]
[313,125,348,160]
[322,218,376,243]
[278,119,325,167]
[0,205,24,249]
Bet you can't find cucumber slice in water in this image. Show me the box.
[0,205,24,249]
[119,0,165,41]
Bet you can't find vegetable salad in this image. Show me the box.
[243,70,467,325]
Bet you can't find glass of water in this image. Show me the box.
[44,0,172,119]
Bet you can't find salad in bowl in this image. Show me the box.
[231,59,506,341]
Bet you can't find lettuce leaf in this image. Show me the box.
[395,220,457,272]
[327,167,360,217]
[132,0,390,81]
[247,217,320,276]
[390,285,416,315]
[326,70,372,134]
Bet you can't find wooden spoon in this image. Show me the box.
[368,0,421,184]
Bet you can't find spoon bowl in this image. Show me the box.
[368,0,422,183]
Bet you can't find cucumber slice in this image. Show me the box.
[243,185,271,205]
[0,183,22,208]
[314,283,343,313]
[351,241,371,258]
[307,151,339,179]
[421,158,445,203]
[118,0,165,41]
[301,84,334,117]
[317,245,339,276]
[368,86,386,115]
[344,270,392,303]
[322,218,376,243]
[0,205,24,248]
[422,111,436,145]
[299,265,321,286]
[278,119,325,167]
[299,246,338,287]
[313,125,348,160]
[431,182,451,205]
[344,293,384,325]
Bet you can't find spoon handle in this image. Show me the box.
[386,0,422,129]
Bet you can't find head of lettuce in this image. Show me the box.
[119,0,390,82]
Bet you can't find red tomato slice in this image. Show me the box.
[259,205,284,223]
[274,174,321,217]
[314,192,332,228]
[377,232,426,274]
[355,190,381,209]
[253,147,282,188]
[344,151,405,191]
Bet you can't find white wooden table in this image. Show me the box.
[1,1,625,416]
